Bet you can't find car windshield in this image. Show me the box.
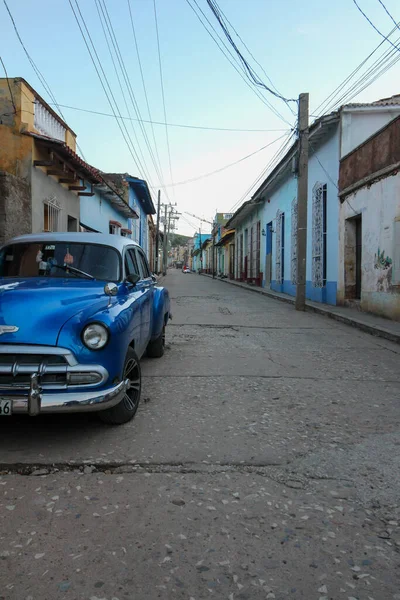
[0,242,120,282]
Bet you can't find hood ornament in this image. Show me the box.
[0,325,19,335]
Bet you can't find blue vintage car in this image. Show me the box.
[0,232,170,424]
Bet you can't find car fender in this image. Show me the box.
[151,285,170,340]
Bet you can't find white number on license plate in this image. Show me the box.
[0,399,12,416]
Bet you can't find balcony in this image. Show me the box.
[34,100,66,142]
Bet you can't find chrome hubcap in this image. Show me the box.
[123,357,140,412]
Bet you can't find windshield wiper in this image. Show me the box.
[52,264,95,280]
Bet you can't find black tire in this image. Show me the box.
[99,347,141,425]
[146,325,165,358]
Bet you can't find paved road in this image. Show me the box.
[1,270,400,600]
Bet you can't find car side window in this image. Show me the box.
[124,248,140,278]
[136,249,151,280]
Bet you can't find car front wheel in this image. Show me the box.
[99,347,141,425]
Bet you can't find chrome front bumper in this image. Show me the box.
[2,375,130,415]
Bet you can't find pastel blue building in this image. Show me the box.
[227,112,340,305]
[192,232,211,272]
[125,176,156,258]
[79,179,138,236]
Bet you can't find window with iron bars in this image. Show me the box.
[44,198,61,232]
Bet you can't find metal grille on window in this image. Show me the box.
[275,210,282,284]
[44,197,61,232]
[291,197,298,285]
[312,182,326,287]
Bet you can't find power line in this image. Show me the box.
[205,0,297,107]
[156,133,288,187]
[185,0,293,127]
[3,0,87,160]
[0,56,16,117]
[98,0,166,200]
[127,0,165,187]
[94,0,156,188]
[376,0,400,32]
[317,27,400,114]
[153,0,174,193]
[352,0,400,52]
[229,130,296,213]
[313,20,400,115]
[49,103,289,132]
[69,0,153,185]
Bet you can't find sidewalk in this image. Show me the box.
[201,274,400,345]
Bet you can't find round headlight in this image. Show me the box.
[82,323,109,350]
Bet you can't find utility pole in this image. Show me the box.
[155,189,161,274]
[295,93,309,311]
[162,204,168,276]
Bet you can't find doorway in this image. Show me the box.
[344,214,362,300]
[265,221,273,284]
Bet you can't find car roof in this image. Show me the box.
[3,232,140,253]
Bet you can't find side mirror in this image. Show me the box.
[126,273,140,286]
[104,282,118,297]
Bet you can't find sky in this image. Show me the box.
[1,0,400,236]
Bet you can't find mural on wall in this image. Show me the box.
[312,182,325,288]
[275,209,283,284]
[374,248,393,292]
[291,197,298,285]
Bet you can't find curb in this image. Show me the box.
[200,273,400,345]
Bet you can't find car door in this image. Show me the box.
[123,247,143,355]
[134,247,155,351]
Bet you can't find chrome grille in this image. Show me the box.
[0,347,107,390]
[0,354,68,389]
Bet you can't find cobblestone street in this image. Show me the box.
[1,269,399,600]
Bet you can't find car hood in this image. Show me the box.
[0,278,111,346]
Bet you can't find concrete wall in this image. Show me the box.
[341,107,400,157]
[31,167,80,233]
[338,172,400,320]
[80,186,129,233]
[0,171,31,244]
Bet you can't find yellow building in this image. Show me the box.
[0,78,102,243]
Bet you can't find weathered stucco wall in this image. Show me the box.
[31,167,80,233]
[338,172,400,320]
[341,108,400,158]
[0,171,31,244]
[340,115,400,191]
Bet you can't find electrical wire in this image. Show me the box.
[185,0,293,127]
[0,56,16,117]
[69,0,155,188]
[205,0,297,108]
[94,0,156,189]
[229,130,296,213]
[319,31,400,114]
[98,0,167,201]
[48,103,290,132]
[127,0,164,186]
[352,0,400,52]
[313,21,399,115]
[153,0,174,193]
[3,0,87,160]
[157,133,288,187]
[376,0,400,32]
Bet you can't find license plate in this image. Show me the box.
[0,399,12,416]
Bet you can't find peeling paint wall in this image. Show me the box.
[0,171,31,244]
[31,167,80,233]
[338,172,400,320]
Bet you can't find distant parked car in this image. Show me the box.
[182,265,191,273]
[0,233,171,424]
